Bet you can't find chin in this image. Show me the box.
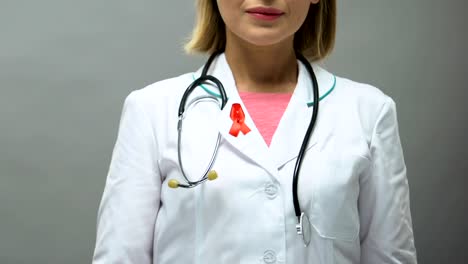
[238,29,289,47]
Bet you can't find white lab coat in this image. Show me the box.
[92,53,417,264]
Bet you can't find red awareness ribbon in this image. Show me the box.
[229,103,251,137]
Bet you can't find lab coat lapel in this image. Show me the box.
[269,62,337,170]
[193,53,278,178]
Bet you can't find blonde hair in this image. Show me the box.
[184,0,336,61]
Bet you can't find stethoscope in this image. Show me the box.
[167,50,320,247]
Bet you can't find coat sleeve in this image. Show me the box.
[92,90,161,264]
[359,96,417,263]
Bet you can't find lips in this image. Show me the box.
[245,6,284,21]
[246,7,284,16]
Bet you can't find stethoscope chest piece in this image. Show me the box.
[296,212,312,247]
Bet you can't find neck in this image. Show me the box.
[224,29,298,93]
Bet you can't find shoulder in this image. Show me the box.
[122,71,197,113]
[331,71,397,119]
[321,68,399,142]
[313,65,395,114]
[333,74,392,110]
[132,72,194,101]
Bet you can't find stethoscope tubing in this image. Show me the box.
[175,50,319,246]
[177,96,223,188]
[292,52,320,220]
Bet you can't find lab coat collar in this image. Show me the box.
[268,60,337,170]
[193,52,336,178]
[192,52,335,105]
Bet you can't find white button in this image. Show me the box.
[263,250,277,264]
[264,182,278,199]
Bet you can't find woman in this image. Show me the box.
[92,0,417,263]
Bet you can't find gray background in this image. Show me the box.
[0,0,466,263]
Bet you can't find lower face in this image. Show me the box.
[216,0,315,47]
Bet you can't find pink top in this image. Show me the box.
[239,91,293,146]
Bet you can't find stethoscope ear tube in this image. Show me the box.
[178,51,228,117]
[178,75,228,116]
